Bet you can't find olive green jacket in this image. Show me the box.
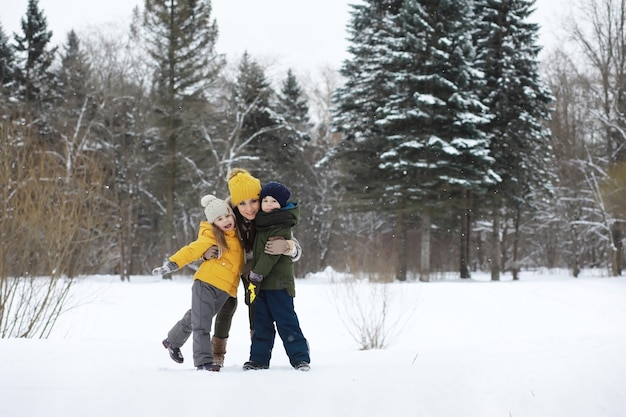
[251,203,300,296]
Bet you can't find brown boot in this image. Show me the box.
[211,336,227,367]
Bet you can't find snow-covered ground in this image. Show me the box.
[1,268,625,417]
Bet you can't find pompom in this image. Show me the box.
[227,167,250,182]
[201,194,218,208]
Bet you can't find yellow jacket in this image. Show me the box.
[169,221,243,297]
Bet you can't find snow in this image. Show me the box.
[2,268,626,417]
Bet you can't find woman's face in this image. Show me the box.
[237,198,260,221]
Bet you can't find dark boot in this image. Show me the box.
[211,336,228,367]
[242,361,269,371]
[197,363,220,372]
[162,338,184,364]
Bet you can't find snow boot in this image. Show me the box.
[197,362,221,372]
[294,361,310,372]
[242,361,269,371]
[211,336,228,367]
[162,338,184,364]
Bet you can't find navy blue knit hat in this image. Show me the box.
[260,181,291,207]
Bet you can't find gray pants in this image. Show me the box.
[182,280,229,367]
[167,297,238,350]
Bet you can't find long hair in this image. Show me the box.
[228,197,255,252]
[211,224,230,252]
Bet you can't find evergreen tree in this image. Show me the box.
[277,68,310,130]
[52,29,102,185]
[132,0,224,255]
[13,0,57,106]
[331,0,497,280]
[234,52,275,140]
[473,0,554,279]
[376,0,497,207]
[330,0,404,209]
[0,23,16,117]
[0,23,15,89]
[57,30,92,110]
[229,53,308,179]
[381,0,498,280]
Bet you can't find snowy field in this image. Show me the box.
[1,268,625,417]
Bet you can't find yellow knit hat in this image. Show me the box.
[228,168,261,206]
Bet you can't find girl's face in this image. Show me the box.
[261,196,281,212]
[237,198,260,221]
[213,214,235,231]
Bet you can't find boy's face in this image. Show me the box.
[261,196,281,212]
[214,214,235,231]
[238,198,260,221]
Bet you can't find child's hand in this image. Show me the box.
[152,261,179,276]
[249,271,264,283]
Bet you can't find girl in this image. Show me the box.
[152,195,243,371]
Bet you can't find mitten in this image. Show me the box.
[202,245,220,261]
[152,261,179,276]
[249,271,263,283]
[244,281,260,305]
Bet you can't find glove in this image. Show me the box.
[152,261,179,276]
[264,237,294,256]
[249,271,263,283]
[202,245,220,261]
[244,281,260,305]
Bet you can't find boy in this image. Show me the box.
[243,181,310,371]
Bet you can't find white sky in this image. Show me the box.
[2,0,570,73]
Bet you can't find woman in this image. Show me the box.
[161,168,301,367]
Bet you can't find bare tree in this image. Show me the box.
[568,0,626,275]
[0,120,112,337]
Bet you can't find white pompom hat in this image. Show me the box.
[201,195,233,223]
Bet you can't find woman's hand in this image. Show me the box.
[264,237,294,255]
[202,245,220,261]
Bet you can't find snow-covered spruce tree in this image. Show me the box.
[329,0,407,278]
[57,30,92,116]
[226,54,308,177]
[0,24,15,87]
[0,23,16,118]
[331,0,403,206]
[233,52,276,144]
[12,0,57,109]
[277,68,311,133]
[132,0,225,257]
[473,0,554,280]
[54,30,96,184]
[375,0,498,280]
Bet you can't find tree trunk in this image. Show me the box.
[460,191,471,279]
[395,207,407,281]
[611,224,623,276]
[164,130,176,279]
[491,205,501,281]
[512,207,521,281]
[420,212,431,282]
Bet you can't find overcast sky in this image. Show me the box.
[2,0,570,74]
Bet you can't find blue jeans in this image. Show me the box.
[249,289,310,367]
